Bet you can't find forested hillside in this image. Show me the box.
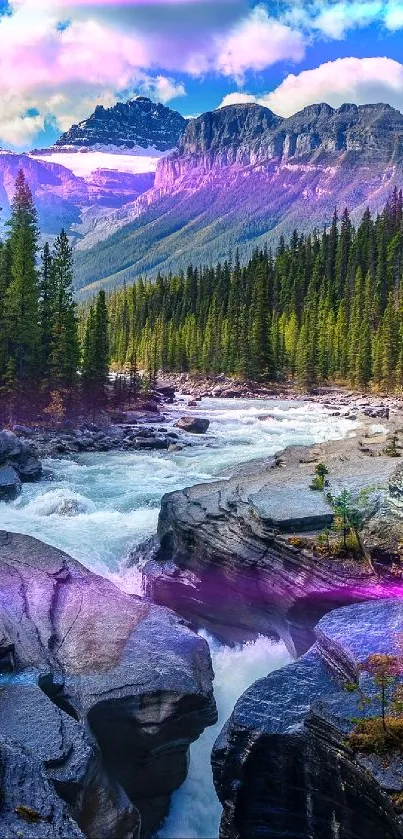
[0,171,109,422]
[106,189,403,390]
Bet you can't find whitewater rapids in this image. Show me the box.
[0,397,357,837]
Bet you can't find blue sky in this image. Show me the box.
[1,1,403,149]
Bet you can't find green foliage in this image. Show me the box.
[81,290,109,415]
[0,172,109,422]
[383,434,401,457]
[326,488,371,555]
[100,190,403,391]
[347,654,403,754]
[310,463,329,491]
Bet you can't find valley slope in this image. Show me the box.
[73,101,403,294]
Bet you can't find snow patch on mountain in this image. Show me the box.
[30,145,169,180]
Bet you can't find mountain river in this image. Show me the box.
[0,397,359,838]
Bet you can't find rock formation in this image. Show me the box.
[212,599,403,839]
[141,432,403,655]
[0,531,217,837]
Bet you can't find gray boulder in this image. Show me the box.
[175,416,210,433]
[0,465,21,500]
[143,435,402,654]
[0,429,42,487]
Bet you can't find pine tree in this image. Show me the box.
[49,230,79,390]
[2,170,41,409]
[81,290,109,414]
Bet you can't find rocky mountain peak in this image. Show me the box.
[54,97,187,151]
[179,103,281,156]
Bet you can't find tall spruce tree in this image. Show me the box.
[2,170,41,410]
[49,230,79,389]
[81,290,109,414]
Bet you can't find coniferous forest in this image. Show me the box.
[3,172,403,424]
[106,187,403,392]
[0,171,109,422]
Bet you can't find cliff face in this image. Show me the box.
[75,101,403,293]
[212,600,403,839]
[0,531,217,838]
[155,101,403,186]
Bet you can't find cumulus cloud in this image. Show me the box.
[214,6,305,81]
[0,0,309,147]
[218,56,403,117]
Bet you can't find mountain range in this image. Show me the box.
[0,96,402,294]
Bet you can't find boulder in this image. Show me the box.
[134,437,169,450]
[0,465,21,500]
[175,416,210,434]
[0,430,23,459]
[0,429,42,485]
[212,600,403,839]
[156,385,175,403]
[0,531,217,837]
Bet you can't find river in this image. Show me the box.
[0,397,358,837]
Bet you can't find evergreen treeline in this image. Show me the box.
[0,171,109,422]
[106,188,403,391]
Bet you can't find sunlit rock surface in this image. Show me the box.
[0,531,216,837]
[212,599,403,839]
[142,434,403,655]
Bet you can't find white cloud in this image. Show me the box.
[219,92,258,108]
[281,0,402,38]
[140,76,186,104]
[214,6,306,82]
[312,1,383,39]
[384,1,403,28]
[218,56,403,117]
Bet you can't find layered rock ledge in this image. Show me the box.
[212,599,403,839]
[141,428,403,655]
[0,531,217,837]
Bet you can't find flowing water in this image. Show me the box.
[0,397,358,837]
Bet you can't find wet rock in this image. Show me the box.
[134,437,169,450]
[0,429,42,486]
[212,600,403,839]
[0,531,217,837]
[175,416,210,434]
[156,385,175,403]
[0,465,21,500]
[0,430,23,458]
[0,737,85,839]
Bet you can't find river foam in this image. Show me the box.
[159,634,292,838]
[0,398,357,580]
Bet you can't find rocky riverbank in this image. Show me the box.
[0,531,216,838]
[159,372,403,414]
[212,599,403,839]
[138,415,403,654]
